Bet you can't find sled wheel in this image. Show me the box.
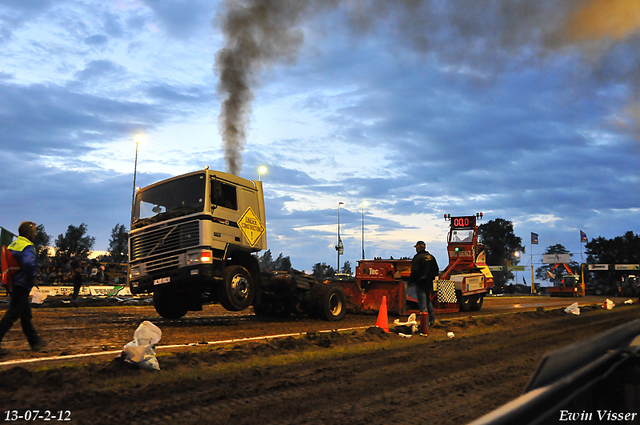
[219,265,255,311]
[459,295,473,312]
[470,295,484,311]
[312,284,347,321]
[153,286,188,319]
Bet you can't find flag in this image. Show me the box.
[580,230,587,243]
[531,232,538,245]
[0,227,16,248]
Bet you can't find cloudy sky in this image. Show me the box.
[1,0,638,276]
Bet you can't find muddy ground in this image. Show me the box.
[0,296,638,424]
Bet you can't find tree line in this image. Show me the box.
[468,219,638,289]
[258,249,352,281]
[26,219,638,290]
[29,223,129,264]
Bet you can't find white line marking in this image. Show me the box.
[0,326,371,367]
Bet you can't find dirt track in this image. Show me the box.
[0,297,639,424]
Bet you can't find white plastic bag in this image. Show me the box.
[393,313,417,327]
[393,313,418,335]
[564,302,580,315]
[122,321,162,370]
[30,288,48,304]
[603,299,615,310]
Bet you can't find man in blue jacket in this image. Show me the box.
[0,221,47,355]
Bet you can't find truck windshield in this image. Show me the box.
[133,174,205,226]
[451,229,475,243]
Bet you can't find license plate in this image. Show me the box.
[154,277,170,285]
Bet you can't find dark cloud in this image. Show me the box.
[254,163,318,187]
[126,15,146,32]
[0,82,160,155]
[0,76,225,158]
[84,34,109,46]
[0,0,54,43]
[73,60,126,82]
[102,12,124,38]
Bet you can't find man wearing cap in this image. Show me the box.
[410,240,439,334]
[0,221,47,355]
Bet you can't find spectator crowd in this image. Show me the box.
[36,257,124,286]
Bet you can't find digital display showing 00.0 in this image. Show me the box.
[451,216,476,229]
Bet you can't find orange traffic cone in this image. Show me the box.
[376,296,389,332]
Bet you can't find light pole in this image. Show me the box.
[361,201,367,260]
[335,202,344,271]
[130,135,143,225]
[258,166,267,181]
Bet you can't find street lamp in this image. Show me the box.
[130,134,145,225]
[335,202,344,271]
[513,251,521,284]
[258,166,267,181]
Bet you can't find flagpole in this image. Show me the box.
[580,230,587,296]
[530,232,538,294]
[581,238,584,282]
[531,246,534,294]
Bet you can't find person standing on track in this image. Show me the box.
[71,256,84,300]
[410,240,439,335]
[0,221,47,355]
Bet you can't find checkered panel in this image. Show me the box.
[436,280,457,303]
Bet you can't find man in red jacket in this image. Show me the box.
[0,221,47,355]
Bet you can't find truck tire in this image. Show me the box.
[311,284,347,321]
[153,286,189,319]
[459,294,472,312]
[470,295,484,311]
[218,265,255,311]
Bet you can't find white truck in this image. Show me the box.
[128,168,347,321]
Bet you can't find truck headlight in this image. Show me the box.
[130,266,141,278]
[187,250,212,264]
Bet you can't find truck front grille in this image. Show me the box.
[131,220,200,261]
[146,255,180,272]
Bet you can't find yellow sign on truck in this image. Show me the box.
[238,207,265,247]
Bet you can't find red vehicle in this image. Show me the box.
[548,263,585,297]
[339,214,493,315]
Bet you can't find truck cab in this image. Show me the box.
[128,168,266,319]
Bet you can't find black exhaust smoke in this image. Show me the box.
[214,0,640,175]
[214,0,333,175]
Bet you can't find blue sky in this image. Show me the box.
[1,0,638,275]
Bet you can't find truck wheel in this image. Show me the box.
[219,265,255,311]
[470,295,484,311]
[312,284,347,321]
[153,286,188,319]
[459,295,472,312]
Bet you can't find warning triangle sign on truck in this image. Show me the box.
[238,207,265,247]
